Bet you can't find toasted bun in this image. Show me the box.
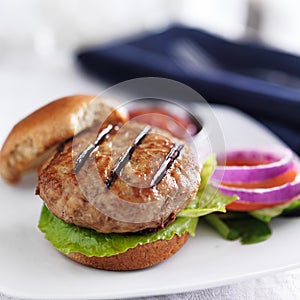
[0,95,128,184]
[65,233,189,271]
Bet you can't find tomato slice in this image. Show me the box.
[222,169,298,189]
[223,169,298,211]
[226,200,290,212]
[219,152,299,211]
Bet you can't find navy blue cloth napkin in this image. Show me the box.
[77,26,300,154]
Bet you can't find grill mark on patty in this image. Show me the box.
[74,124,116,174]
[150,143,184,187]
[105,125,152,189]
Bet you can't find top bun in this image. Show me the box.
[0,95,128,184]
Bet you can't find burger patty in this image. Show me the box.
[37,121,200,233]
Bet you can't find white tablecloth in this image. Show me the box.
[1,269,300,299]
[1,52,300,300]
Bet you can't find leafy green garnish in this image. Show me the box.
[38,205,198,257]
[198,154,216,191]
[178,155,237,217]
[204,213,272,244]
[250,199,300,222]
[204,214,240,241]
[178,185,236,217]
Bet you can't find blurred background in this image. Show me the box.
[1,0,300,151]
[3,0,300,55]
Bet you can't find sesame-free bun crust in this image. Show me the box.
[0,95,128,184]
[65,233,189,271]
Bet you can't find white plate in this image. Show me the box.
[1,105,299,300]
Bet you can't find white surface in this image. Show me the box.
[1,105,300,300]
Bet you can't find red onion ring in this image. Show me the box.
[212,148,294,183]
[215,177,300,204]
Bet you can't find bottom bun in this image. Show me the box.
[64,233,189,271]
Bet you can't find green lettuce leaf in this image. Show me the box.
[178,155,237,217]
[204,213,272,244]
[38,205,198,257]
[250,198,300,222]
